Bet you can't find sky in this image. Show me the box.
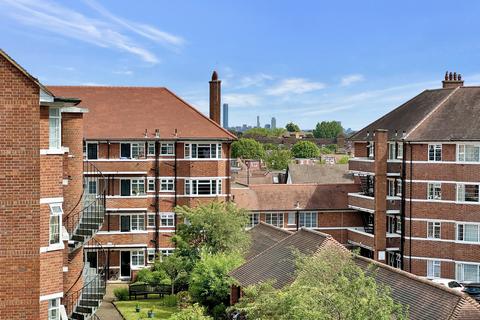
[2,1,480,130]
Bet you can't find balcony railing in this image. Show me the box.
[62,237,107,320]
[64,161,106,252]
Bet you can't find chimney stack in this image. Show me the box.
[442,71,464,89]
[209,71,221,125]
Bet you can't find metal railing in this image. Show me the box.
[64,160,106,250]
[62,237,107,319]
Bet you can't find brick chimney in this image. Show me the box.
[442,71,464,89]
[209,71,221,125]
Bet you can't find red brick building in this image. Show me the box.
[0,50,106,319]
[49,72,235,281]
[348,72,480,281]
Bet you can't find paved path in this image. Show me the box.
[95,283,127,320]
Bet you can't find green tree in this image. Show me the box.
[313,121,344,138]
[169,303,213,320]
[264,149,292,170]
[154,254,188,294]
[231,138,265,159]
[291,141,320,159]
[173,201,250,269]
[189,251,243,313]
[285,122,300,132]
[234,249,407,320]
[243,127,286,138]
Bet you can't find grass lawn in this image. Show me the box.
[115,299,179,320]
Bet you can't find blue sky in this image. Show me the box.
[2,0,480,130]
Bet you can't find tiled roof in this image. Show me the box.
[355,257,480,320]
[231,227,480,319]
[231,228,341,288]
[232,183,360,211]
[246,222,292,260]
[348,87,480,142]
[286,164,354,184]
[47,86,236,140]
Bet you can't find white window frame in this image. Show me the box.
[427,260,441,278]
[388,142,396,160]
[458,144,480,162]
[287,212,296,225]
[184,179,222,195]
[184,143,222,159]
[265,212,284,228]
[397,142,403,159]
[87,180,97,195]
[48,298,60,320]
[131,250,145,267]
[147,248,156,263]
[368,142,374,158]
[160,249,174,257]
[428,144,442,162]
[147,178,155,192]
[147,142,156,156]
[86,142,99,160]
[131,214,145,231]
[160,213,175,227]
[427,221,441,239]
[299,212,317,228]
[49,203,63,245]
[456,262,480,282]
[160,143,175,155]
[160,178,175,192]
[396,180,402,197]
[457,183,480,203]
[49,107,61,150]
[131,179,145,196]
[457,223,480,243]
[131,143,145,159]
[427,182,442,200]
[147,213,156,228]
[387,179,396,197]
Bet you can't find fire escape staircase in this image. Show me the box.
[62,161,107,320]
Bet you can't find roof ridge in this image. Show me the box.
[256,221,294,235]
[299,227,332,239]
[404,86,460,139]
[48,85,168,89]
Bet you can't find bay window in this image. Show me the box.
[458,144,480,162]
[185,179,222,195]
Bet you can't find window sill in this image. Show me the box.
[40,242,64,253]
[131,266,145,271]
[40,147,69,155]
[96,231,148,235]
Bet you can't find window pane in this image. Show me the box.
[87,143,98,159]
[121,143,131,158]
[465,225,479,242]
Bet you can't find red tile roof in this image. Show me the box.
[232,183,360,211]
[48,86,236,140]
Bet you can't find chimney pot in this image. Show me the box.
[442,71,464,89]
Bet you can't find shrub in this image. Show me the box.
[136,268,154,284]
[212,303,227,319]
[113,287,129,301]
[169,304,213,320]
[161,294,178,307]
[337,156,350,164]
[176,291,191,309]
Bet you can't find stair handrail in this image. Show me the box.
[62,237,108,317]
[63,160,107,239]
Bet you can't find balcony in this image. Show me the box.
[348,193,401,214]
[349,157,402,176]
[387,233,401,249]
[347,227,375,250]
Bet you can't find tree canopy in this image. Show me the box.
[231,138,265,160]
[173,201,250,269]
[264,149,292,170]
[243,127,286,138]
[313,121,344,139]
[285,122,300,132]
[291,141,320,159]
[234,249,407,320]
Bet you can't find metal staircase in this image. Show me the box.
[62,161,107,320]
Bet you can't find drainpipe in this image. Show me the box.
[155,139,160,255]
[409,142,413,272]
[400,139,406,270]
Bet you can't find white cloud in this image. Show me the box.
[237,73,273,89]
[113,70,133,75]
[0,0,184,63]
[223,93,261,107]
[340,74,365,87]
[266,78,326,96]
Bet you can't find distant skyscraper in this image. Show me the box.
[256,115,260,128]
[271,117,276,129]
[222,103,229,128]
